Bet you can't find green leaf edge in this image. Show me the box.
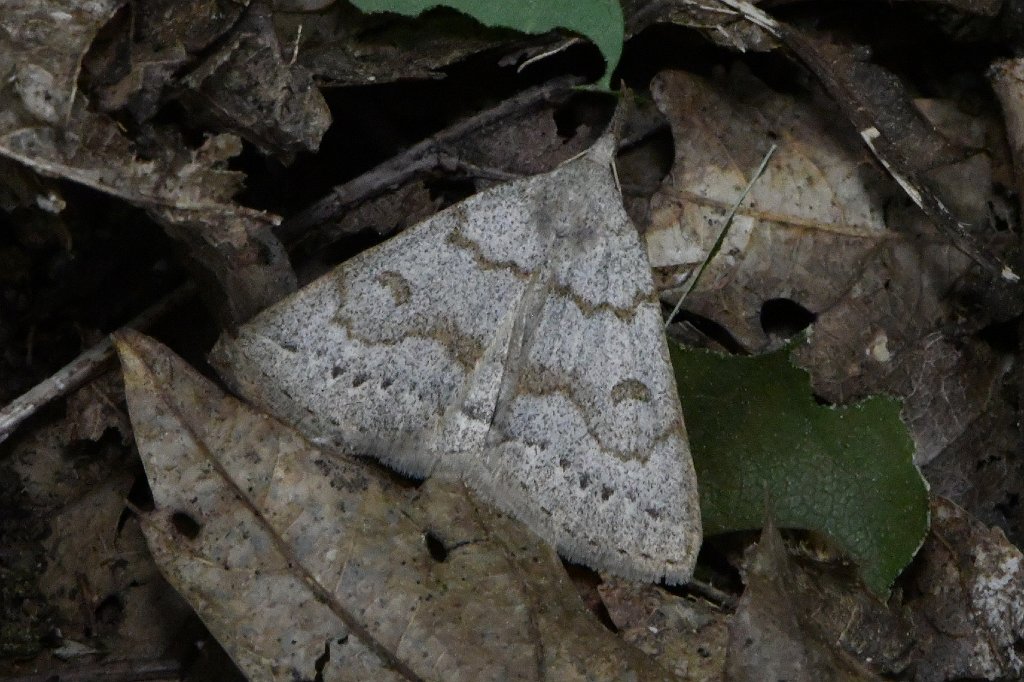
[349,0,624,90]
[669,339,930,596]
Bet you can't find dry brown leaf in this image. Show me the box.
[598,577,729,681]
[178,0,331,160]
[37,470,192,657]
[273,3,519,87]
[84,0,245,120]
[0,1,297,327]
[85,0,332,160]
[645,66,1007,464]
[905,496,1024,681]
[0,109,295,327]
[115,329,678,682]
[63,371,130,444]
[3,410,192,669]
[0,0,123,126]
[448,103,597,178]
[625,0,778,53]
[725,521,884,681]
[924,375,1024,548]
[777,23,1013,281]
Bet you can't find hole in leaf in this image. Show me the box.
[94,594,124,629]
[552,93,612,140]
[314,639,331,682]
[996,492,1020,518]
[171,512,202,539]
[759,298,816,338]
[977,316,1020,354]
[559,559,619,633]
[424,531,448,562]
[424,176,476,207]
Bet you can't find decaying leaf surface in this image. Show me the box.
[0,0,298,327]
[670,340,928,596]
[905,497,1024,681]
[37,471,193,659]
[625,0,778,53]
[82,1,236,122]
[0,0,123,126]
[645,66,894,334]
[598,577,728,681]
[115,329,676,682]
[3,400,194,671]
[178,0,331,160]
[924,393,1024,547]
[274,3,518,86]
[646,66,1008,465]
[725,521,883,681]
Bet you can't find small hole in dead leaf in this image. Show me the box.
[424,531,448,562]
[424,177,476,207]
[171,512,202,539]
[559,559,619,633]
[314,639,331,682]
[759,298,816,338]
[996,493,1020,518]
[977,316,1020,354]
[94,594,124,629]
[63,438,105,461]
[552,94,612,140]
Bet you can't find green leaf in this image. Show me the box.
[350,0,624,90]
[670,340,929,596]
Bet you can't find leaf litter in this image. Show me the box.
[3,1,1024,680]
[116,329,675,682]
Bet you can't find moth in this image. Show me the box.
[211,131,702,583]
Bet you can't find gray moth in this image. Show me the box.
[210,132,702,583]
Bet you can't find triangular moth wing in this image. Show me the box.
[211,134,702,583]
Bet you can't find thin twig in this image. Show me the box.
[0,283,195,445]
[277,75,582,244]
[665,143,777,328]
[684,578,739,609]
